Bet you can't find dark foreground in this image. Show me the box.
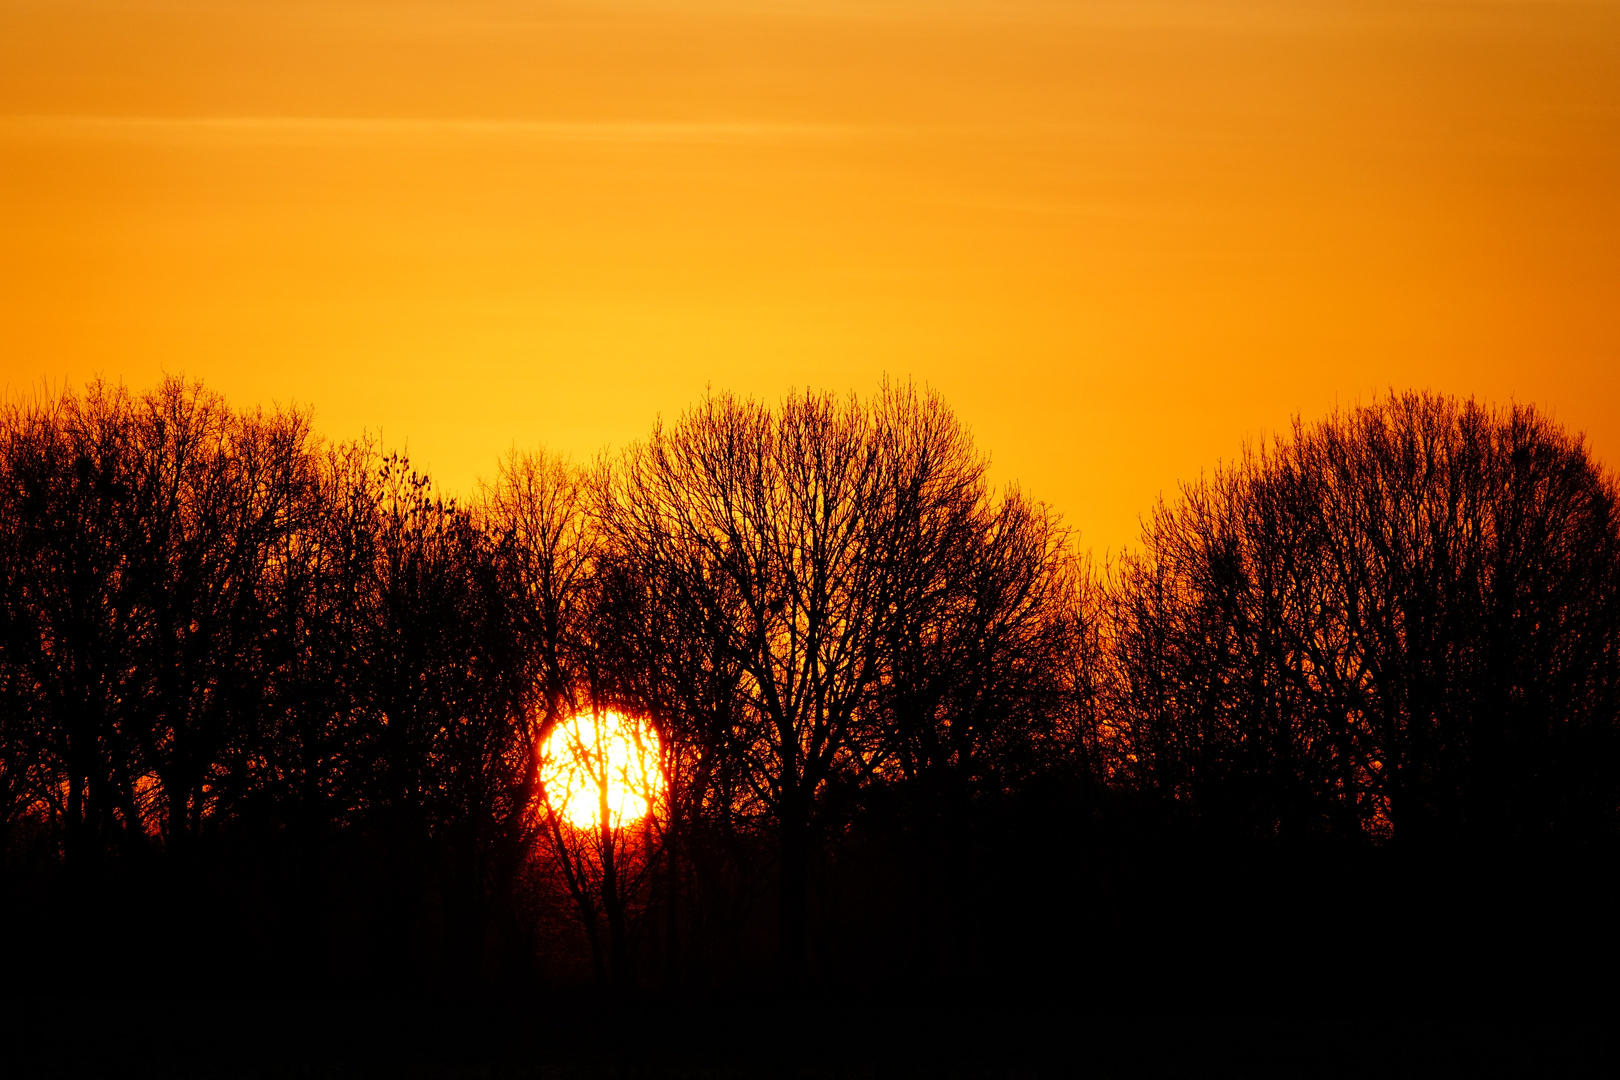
[6,843,1620,1077]
[1,991,1615,1079]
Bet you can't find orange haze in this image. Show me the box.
[3,0,1617,555]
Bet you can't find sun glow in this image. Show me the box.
[538,710,664,831]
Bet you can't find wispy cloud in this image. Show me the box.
[0,115,891,146]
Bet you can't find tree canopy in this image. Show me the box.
[0,380,1615,993]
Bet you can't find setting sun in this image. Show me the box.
[538,709,663,831]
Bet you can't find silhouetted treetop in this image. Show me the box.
[1104,392,1620,846]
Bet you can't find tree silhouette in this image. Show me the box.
[1,377,1615,1003]
[592,384,1081,979]
[1105,393,1620,845]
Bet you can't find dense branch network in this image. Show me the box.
[0,379,1615,990]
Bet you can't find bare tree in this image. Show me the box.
[484,449,595,733]
[485,448,664,984]
[117,380,315,860]
[592,383,1080,977]
[0,378,317,871]
[1105,393,1620,845]
[591,498,754,986]
[596,391,881,977]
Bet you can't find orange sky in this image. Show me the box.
[3,0,1617,555]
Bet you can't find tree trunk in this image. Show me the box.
[663,825,681,986]
[779,813,809,984]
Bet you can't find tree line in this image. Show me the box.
[1,377,1616,992]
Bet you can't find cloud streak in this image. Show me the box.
[0,114,893,146]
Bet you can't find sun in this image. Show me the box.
[538,709,664,830]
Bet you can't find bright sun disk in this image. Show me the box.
[539,710,663,830]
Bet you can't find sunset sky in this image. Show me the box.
[2,0,1616,555]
